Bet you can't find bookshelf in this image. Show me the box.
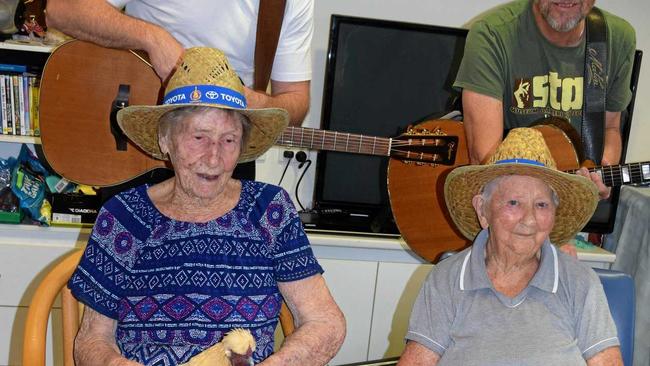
[0,41,48,145]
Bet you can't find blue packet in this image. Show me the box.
[10,145,51,225]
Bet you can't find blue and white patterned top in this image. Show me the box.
[68,180,322,365]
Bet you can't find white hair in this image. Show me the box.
[479,175,560,211]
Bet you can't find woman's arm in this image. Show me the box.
[75,307,141,366]
[260,274,346,365]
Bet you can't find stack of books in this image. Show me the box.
[0,63,40,137]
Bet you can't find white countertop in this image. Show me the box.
[307,231,616,264]
[0,224,615,265]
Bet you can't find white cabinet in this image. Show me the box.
[319,259,378,365]
[0,224,85,366]
[0,306,62,366]
[368,262,432,360]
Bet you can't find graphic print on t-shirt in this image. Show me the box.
[510,72,583,120]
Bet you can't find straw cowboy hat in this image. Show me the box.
[444,128,599,245]
[117,47,289,163]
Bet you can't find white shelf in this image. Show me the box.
[0,41,53,53]
[0,134,41,144]
[0,223,89,247]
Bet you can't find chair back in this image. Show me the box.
[22,250,84,366]
[23,250,296,365]
[594,268,635,366]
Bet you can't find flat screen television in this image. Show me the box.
[307,15,467,235]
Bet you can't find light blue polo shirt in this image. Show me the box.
[405,229,619,365]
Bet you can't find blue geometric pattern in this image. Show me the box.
[68,181,322,365]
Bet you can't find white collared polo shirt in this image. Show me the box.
[405,229,619,366]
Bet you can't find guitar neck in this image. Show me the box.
[276,127,391,157]
[565,161,650,187]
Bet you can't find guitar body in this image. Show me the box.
[531,117,582,171]
[386,119,582,262]
[39,40,167,187]
[387,120,471,261]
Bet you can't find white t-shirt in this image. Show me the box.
[107,0,313,86]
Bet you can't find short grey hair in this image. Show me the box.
[479,175,560,209]
[158,106,252,151]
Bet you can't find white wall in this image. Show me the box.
[257,0,650,206]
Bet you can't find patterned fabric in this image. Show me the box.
[69,180,322,365]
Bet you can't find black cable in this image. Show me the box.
[294,156,311,211]
[277,158,292,185]
[277,150,294,185]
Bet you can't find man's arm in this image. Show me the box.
[397,341,441,366]
[602,111,622,166]
[575,110,622,199]
[461,89,504,164]
[586,346,623,366]
[74,307,141,366]
[46,0,182,80]
[244,80,310,126]
[261,274,345,365]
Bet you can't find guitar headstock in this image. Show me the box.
[391,131,458,165]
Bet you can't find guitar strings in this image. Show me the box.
[279,128,448,149]
[278,130,447,162]
[566,163,649,184]
[280,127,649,182]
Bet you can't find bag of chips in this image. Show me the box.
[10,144,51,225]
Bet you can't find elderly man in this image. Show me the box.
[398,128,622,365]
[68,47,345,366]
[454,0,636,200]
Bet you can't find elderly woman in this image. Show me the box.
[67,48,345,366]
[398,128,622,366]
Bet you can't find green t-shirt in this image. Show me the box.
[453,0,636,133]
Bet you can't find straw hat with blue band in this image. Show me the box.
[117,47,289,163]
[444,128,599,245]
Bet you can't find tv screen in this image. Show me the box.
[312,15,467,234]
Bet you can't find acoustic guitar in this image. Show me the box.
[39,40,165,186]
[39,40,459,187]
[388,119,650,261]
[38,41,650,262]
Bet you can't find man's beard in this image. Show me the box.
[537,1,587,32]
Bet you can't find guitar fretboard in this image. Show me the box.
[277,127,392,156]
[565,162,650,187]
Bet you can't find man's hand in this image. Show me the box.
[243,81,310,126]
[576,167,611,200]
[243,86,268,109]
[144,27,184,82]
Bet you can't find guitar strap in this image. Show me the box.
[232,0,287,180]
[582,7,608,164]
[254,0,287,91]
[253,0,297,337]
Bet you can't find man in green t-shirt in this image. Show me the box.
[453,0,636,199]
